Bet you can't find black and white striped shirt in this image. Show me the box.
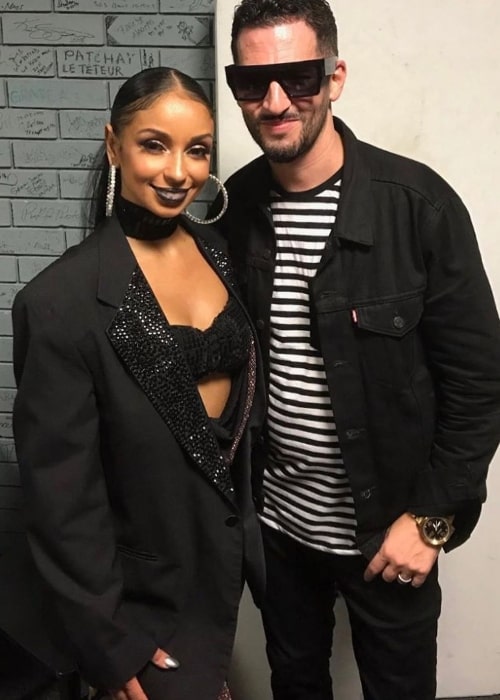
[260,174,359,554]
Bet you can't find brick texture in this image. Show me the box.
[0,2,215,548]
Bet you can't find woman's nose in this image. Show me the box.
[164,153,187,184]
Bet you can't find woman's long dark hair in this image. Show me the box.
[86,67,213,229]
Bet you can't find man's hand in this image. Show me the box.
[364,512,440,587]
[109,648,180,700]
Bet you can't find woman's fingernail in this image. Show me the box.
[165,656,180,669]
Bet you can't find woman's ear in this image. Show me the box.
[104,123,119,167]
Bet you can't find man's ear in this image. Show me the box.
[104,123,119,167]
[329,59,347,104]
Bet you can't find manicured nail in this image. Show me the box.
[165,656,180,669]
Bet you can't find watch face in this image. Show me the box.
[422,517,452,546]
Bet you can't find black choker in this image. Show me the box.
[115,194,181,240]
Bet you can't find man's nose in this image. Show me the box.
[261,80,292,113]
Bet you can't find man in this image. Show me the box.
[214,1,500,698]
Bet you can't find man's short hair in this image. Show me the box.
[230,0,338,62]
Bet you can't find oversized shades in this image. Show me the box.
[225,57,337,101]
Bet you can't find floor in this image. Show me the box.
[33,691,500,700]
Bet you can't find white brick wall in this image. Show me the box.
[0,1,215,544]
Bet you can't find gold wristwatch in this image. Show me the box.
[410,514,455,547]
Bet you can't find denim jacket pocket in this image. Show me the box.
[355,293,423,337]
[354,293,424,388]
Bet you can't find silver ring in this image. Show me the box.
[397,573,413,585]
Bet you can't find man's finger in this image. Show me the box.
[363,551,387,581]
[381,566,398,583]
[411,572,427,588]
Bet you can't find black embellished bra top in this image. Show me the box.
[170,295,251,382]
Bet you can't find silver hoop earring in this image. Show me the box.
[184,174,228,225]
[105,164,116,218]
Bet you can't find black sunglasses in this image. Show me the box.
[225,57,337,101]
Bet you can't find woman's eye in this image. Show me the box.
[189,145,211,158]
[142,139,165,153]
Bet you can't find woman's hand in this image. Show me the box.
[109,648,180,699]
[110,676,147,700]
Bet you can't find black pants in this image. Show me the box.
[261,524,441,700]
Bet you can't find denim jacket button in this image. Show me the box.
[393,315,406,330]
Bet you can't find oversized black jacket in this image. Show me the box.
[214,117,500,559]
[12,215,266,695]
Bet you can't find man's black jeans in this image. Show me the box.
[261,524,441,700]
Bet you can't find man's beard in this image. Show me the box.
[243,92,332,163]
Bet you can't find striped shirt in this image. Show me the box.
[260,174,359,554]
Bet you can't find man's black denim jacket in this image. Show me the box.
[215,117,500,559]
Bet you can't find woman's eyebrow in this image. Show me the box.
[136,128,213,141]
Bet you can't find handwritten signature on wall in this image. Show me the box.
[14,19,94,44]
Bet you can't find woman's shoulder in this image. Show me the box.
[15,231,100,313]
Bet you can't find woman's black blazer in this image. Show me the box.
[12,215,266,697]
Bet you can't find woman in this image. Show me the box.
[12,67,265,700]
